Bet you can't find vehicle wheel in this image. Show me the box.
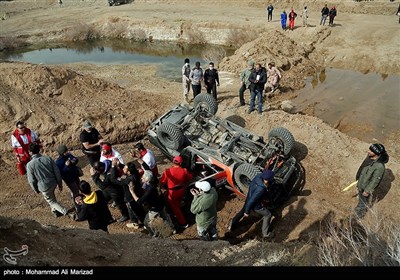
[157,122,185,150]
[234,163,262,196]
[268,127,295,156]
[193,93,218,115]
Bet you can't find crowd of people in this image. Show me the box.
[182,59,220,102]
[11,118,389,241]
[182,57,282,115]
[265,3,338,31]
[11,120,221,240]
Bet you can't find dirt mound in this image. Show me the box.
[0,62,176,160]
[219,28,333,91]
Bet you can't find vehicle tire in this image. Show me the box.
[268,127,295,156]
[193,93,218,115]
[234,163,262,196]
[157,122,185,150]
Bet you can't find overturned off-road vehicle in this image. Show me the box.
[148,93,301,209]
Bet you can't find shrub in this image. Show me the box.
[317,209,400,266]
[201,46,226,67]
[225,28,258,48]
[129,28,147,42]
[186,28,206,45]
[0,36,27,51]
[63,23,100,42]
[106,22,128,39]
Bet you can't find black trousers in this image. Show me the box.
[192,84,201,98]
[239,84,250,105]
[127,200,146,223]
[103,187,129,218]
[85,151,100,167]
[206,83,217,100]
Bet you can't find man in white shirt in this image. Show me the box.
[132,142,158,177]
[182,58,191,102]
[100,143,124,164]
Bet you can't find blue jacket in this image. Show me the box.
[244,174,269,214]
[281,12,287,25]
[56,153,80,183]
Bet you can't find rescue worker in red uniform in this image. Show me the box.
[159,155,193,229]
[11,121,42,175]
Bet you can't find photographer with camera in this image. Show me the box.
[190,181,218,241]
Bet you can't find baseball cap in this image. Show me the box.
[173,156,183,164]
[83,120,93,129]
[261,170,275,182]
[195,181,211,192]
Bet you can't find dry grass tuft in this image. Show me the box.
[63,23,100,42]
[317,209,400,266]
[225,28,257,48]
[0,36,28,51]
[186,28,206,45]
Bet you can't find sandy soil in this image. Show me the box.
[0,0,399,268]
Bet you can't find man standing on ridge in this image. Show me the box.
[320,4,330,26]
[354,143,389,219]
[203,62,220,100]
[266,4,274,22]
[248,63,267,114]
[238,60,255,106]
[182,58,191,102]
[189,61,204,99]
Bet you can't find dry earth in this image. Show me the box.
[0,0,399,269]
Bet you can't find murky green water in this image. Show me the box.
[293,68,400,143]
[0,39,234,82]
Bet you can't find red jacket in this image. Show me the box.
[160,166,193,190]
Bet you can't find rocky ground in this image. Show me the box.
[0,0,399,269]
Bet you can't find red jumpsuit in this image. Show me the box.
[159,165,193,226]
[289,10,297,30]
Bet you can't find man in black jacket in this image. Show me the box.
[320,4,330,26]
[75,180,112,232]
[121,161,148,228]
[248,63,267,115]
[203,62,220,100]
[130,170,176,237]
[91,159,129,223]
